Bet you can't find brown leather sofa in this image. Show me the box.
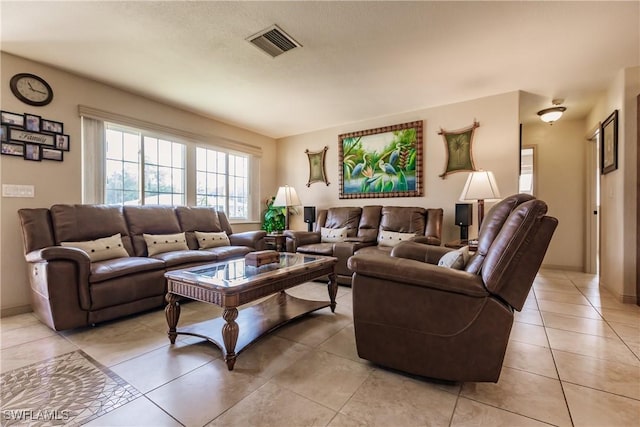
[347,194,557,382]
[18,204,266,331]
[284,205,443,284]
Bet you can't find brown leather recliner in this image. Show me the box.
[347,194,558,382]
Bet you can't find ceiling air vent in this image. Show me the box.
[247,25,301,58]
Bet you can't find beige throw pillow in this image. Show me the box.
[321,226,348,243]
[143,232,189,256]
[195,231,230,249]
[61,233,129,262]
[377,230,416,247]
[438,246,470,270]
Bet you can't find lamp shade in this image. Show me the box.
[273,185,301,207]
[459,171,501,202]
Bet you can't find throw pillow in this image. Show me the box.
[61,233,129,262]
[143,232,189,256]
[377,230,416,247]
[195,231,230,249]
[321,226,348,243]
[438,246,470,270]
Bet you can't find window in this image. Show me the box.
[105,124,185,206]
[101,123,251,219]
[196,147,249,219]
[519,146,535,195]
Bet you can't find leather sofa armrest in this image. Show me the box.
[229,230,267,248]
[348,253,487,298]
[390,241,453,265]
[343,236,376,243]
[25,246,93,311]
[412,235,442,246]
[284,230,321,251]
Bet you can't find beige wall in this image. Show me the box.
[276,92,521,245]
[0,53,278,313]
[521,119,586,270]
[585,66,639,302]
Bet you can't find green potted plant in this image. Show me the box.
[262,196,286,233]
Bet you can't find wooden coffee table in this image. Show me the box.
[164,253,337,370]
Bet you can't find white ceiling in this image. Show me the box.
[1,1,638,138]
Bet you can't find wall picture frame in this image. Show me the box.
[339,121,423,199]
[42,147,64,161]
[1,110,25,127]
[24,113,41,132]
[41,119,63,134]
[601,110,618,175]
[55,134,70,151]
[438,121,479,178]
[8,128,55,146]
[305,146,329,187]
[24,143,42,161]
[1,141,24,157]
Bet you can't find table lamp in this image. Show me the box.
[459,170,501,230]
[273,185,301,231]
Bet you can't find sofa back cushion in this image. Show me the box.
[50,204,134,255]
[465,194,534,275]
[322,207,362,237]
[424,208,444,245]
[175,206,230,249]
[123,206,182,256]
[18,208,56,253]
[379,206,426,235]
[480,198,557,310]
[357,206,382,242]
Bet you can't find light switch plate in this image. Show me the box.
[2,184,35,198]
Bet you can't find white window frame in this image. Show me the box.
[80,106,261,222]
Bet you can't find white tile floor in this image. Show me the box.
[1,269,639,426]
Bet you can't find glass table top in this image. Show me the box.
[165,252,334,288]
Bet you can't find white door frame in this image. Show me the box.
[585,127,600,274]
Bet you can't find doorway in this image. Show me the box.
[586,129,600,275]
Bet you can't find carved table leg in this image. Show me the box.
[165,293,180,344]
[327,272,338,313]
[222,307,239,370]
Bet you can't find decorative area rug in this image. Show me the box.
[1,350,141,426]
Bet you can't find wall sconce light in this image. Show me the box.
[537,99,567,124]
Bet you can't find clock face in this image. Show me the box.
[10,73,53,106]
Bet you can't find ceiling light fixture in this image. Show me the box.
[537,99,566,124]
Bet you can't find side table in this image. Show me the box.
[264,233,287,252]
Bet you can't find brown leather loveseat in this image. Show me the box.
[18,204,266,331]
[285,205,443,284]
[347,194,557,382]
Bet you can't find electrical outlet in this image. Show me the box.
[2,184,35,198]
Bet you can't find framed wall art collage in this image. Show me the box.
[1,110,68,162]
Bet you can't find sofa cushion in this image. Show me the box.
[89,256,166,284]
[379,206,426,235]
[324,207,362,237]
[377,230,416,247]
[321,226,348,243]
[61,233,129,262]
[202,246,253,260]
[51,204,134,255]
[195,231,230,249]
[144,232,189,256]
[175,206,233,249]
[124,206,182,256]
[297,243,335,256]
[152,249,217,268]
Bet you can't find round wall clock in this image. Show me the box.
[9,73,54,106]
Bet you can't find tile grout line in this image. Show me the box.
[533,278,576,427]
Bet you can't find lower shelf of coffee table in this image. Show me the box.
[176,291,331,356]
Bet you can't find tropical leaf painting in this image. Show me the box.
[438,121,479,178]
[339,121,423,199]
